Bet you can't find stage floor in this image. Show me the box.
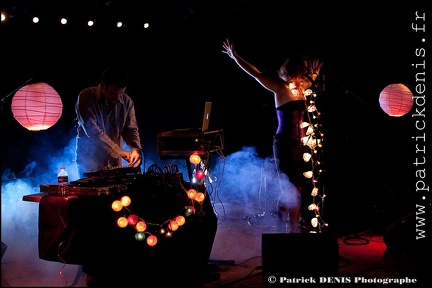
[1,201,425,287]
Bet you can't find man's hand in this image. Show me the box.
[128,150,142,167]
[120,150,142,167]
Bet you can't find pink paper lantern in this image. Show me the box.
[379,83,413,117]
[11,82,63,131]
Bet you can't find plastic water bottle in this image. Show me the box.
[57,167,69,183]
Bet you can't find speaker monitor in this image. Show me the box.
[383,212,421,264]
[262,233,339,280]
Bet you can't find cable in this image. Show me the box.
[235,267,262,287]
[215,266,262,287]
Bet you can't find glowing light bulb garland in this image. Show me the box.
[111,156,209,246]
[302,87,328,232]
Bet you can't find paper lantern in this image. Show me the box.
[379,83,413,117]
[189,154,201,165]
[11,82,63,131]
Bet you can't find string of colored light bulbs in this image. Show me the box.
[302,86,327,232]
[111,154,208,246]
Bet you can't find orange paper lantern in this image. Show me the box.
[379,83,413,117]
[11,82,63,131]
[189,154,201,165]
[146,235,158,246]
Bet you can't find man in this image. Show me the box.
[74,66,143,286]
[75,66,142,177]
[75,66,142,286]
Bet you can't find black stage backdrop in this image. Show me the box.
[1,0,427,235]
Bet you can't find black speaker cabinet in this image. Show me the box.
[383,212,419,264]
[262,233,339,283]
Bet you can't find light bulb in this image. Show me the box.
[311,217,318,228]
[300,122,310,128]
[303,171,313,178]
[304,89,313,96]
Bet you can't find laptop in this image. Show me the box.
[169,101,212,133]
[201,101,212,132]
[157,101,223,156]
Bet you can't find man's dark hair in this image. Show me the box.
[101,66,128,88]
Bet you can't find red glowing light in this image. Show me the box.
[195,170,205,180]
[127,214,139,225]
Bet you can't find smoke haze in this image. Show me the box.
[1,133,291,283]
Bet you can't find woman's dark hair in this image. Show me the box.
[277,55,310,82]
[101,66,129,88]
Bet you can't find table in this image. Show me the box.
[24,177,218,283]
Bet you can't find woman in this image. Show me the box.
[222,39,323,232]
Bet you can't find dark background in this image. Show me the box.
[1,1,427,234]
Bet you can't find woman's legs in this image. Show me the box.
[273,135,308,233]
[276,186,301,232]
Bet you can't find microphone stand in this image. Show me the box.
[0,77,33,112]
[304,73,323,92]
